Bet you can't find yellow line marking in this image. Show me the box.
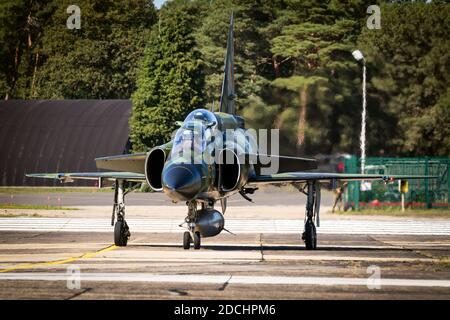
[0,245,117,273]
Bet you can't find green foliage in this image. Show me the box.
[33,0,156,99]
[0,0,156,99]
[196,0,276,109]
[358,2,450,156]
[260,1,366,155]
[129,0,206,151]
[0,0,54,99]
[1,0,448,157]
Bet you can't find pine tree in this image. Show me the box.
[0,0,54,99]
[33,0,156,99]
[130,0,206,151]
[196,0,278,111]
[358,2,450,156]
[2,0,447,157]
[266,2,365,155]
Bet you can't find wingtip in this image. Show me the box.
[25,173,65,179]
[25,173,43,178]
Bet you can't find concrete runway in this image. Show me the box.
[0,225,450,299]
[0,189,449,299]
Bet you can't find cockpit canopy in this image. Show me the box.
[170,109,218,162]
[184,109,217,125]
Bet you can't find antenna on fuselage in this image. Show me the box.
[219,12,236,115]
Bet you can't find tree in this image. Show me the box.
[130,0,206,151]
[2,0,447,157]
[358,2,450,156]
[266,5,364,155]
[0,0,54,99]
[272,75,328,153]
[33,0,157,99]
[195,0,278,110]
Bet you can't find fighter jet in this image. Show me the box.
[27,14,434,250]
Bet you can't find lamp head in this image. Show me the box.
[352,50,364,62]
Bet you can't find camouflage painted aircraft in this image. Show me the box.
[27,14,434,250]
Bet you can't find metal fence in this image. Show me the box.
[344,156,450,210]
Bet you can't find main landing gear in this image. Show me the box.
[112,180,130,247]
[298,181,321,250]
[182,201,203,250]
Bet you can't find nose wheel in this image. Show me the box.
[193,231,201,249]
[183,231,191,249]
[182,201,202,250]
[183,231,201,250]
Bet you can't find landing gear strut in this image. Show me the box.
[182,201,203,250]
[112,180,130,246]
[299,181,320,250]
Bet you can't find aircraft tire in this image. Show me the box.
[114,220,128,247]
[304,220,317,250]
[193,232,201,250]
[183,231,191,250]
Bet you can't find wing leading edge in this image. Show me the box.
[26,172,145,183]
[26,153,149,183]
[248,172,438,185]
[95,153,147,173]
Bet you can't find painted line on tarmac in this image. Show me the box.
[1,218,450,235]
[82,257,433,263]
[131,242,450,248]
[129,242,403,249]
[1,273,449,288]
[0,245,117,273]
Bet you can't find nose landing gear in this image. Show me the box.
[181,201,203,250]
[183,231,201,250]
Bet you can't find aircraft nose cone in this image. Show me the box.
[162,164,202,201]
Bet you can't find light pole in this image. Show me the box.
[352,50,366,174]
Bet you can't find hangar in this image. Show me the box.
[0,100,131,186]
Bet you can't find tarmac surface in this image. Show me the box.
[0,185,334,207]
[0,188,449,300]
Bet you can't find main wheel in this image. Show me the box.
[114,220,129,247]
[303,220,317,250]
[183,231,191,250]
[193,231,201,250]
